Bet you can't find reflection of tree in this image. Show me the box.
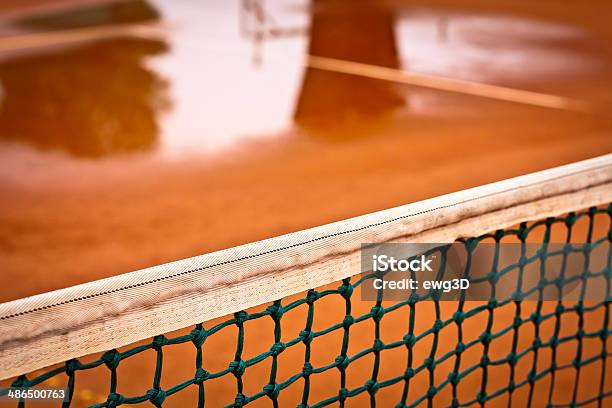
[17,0,160,31]
[0,0,169,157]
[0,38,169,157]
[294,1,403,134]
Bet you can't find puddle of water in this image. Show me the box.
[0,0,601,160]
[0,0,169,157]
[396,11,595,84]
[147,0,308,155]
[395,11,598,116]
[0,37,169,157]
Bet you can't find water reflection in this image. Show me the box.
[0,1,169,157]
[294,1,403,136]
[0,1,600,157]
[15,0,160,31]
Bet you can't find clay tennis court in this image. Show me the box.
[0,0,611,407]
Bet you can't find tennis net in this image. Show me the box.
[0,155,611,407]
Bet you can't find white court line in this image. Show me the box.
[307,55,592,112]
[0,25,593,113]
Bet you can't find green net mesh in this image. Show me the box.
[4,204,611,408]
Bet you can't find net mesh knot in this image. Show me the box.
[338,387,349,401]
[234,311,248,324]
[306,289,319,304]
[299,329,314,345]
[365,379,379,395]
[267,302,284,321]
[102,350,121,369]
[373,339,384,352]
[403,334,416,348]
[465,237,479,251]
[479,332,492,346]
[191,325,208,347]
[565,213,578,227]
[432,319,443,332]
[477,391,487,404]
[338,282,353,299]
[493,229,505,241]
[335,355,350,370]
[549,336,560,348]
[403,368,415,380]
[427,386,437,398]
[229,360,246,377]
[527,370,537,383]
[194,367,209,383]
[65,358,80,375]
[453,311,465,324]
[11,375,27,388]
[530,312,543,325]
[560,243,575,258]
[487,272,500,285]
[302,362,313,377]
[370,305,385,322]
[270,342,286,356]
[106,392,123,408]
[507,352,519,366]
[448,371,459,385]
[234,392,246,407]
[342,315,354,329]
[264,383,280,399]
[152,335,165,350]
[424,357,434,368]
[147,388,166,407]
[518,223,529,241]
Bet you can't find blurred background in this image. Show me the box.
[0,0,611,302]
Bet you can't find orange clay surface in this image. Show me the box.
[1,0,612,406]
